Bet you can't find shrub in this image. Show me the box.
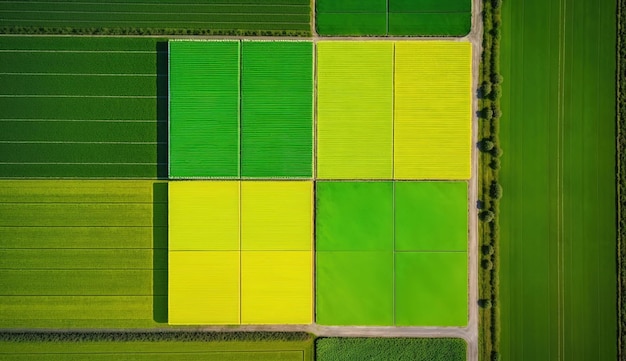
[480,210,495,223]
[482,244,495,256]
[489,158,501,170]
[489,181,503,200]
[482,259,494,270]
[491,146,503,158]
[478,138,495,152]
[479,299,493,308]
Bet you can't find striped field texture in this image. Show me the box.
[394,41,472,180]
[0,36,167,178]
[316,0,386,36]
[168,181,313,325]
[0,0,311,33]
[316,42,393,179]
[169,41,240,178]
[0,180,168,328]
[241,41,313,178]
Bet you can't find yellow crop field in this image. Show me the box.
[394,41,472,180]
[168,181,239,250]
[317,41,393,179]
[241,251,312,324]
[241,181,313,251]
[168,251,240,325]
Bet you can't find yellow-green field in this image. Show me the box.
[168,181,313,325]
[394,41,472,180]
[316,41,393,179]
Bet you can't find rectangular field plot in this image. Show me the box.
[395,182,468,251]
[316,251,393,326]
[388,0,471,36]
[317,42,393,179]
[169,40,240,178]
[0,37,166,178]
[241,181,312,251]
[316,0,386,36]
[394,41,472,180]
[242,251,312,324]
[316,182,393,251]
[0,1,311,34]
[0,180,168,328]
[395,252,468,326]
[241,41,313,178]
[168,251,240,325]
[168,181,239,251]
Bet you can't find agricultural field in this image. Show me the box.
[315,182,468,326]
[0,0,311,34]
[317,41,472,180]
[0,336,314,361]
[315,0,471,36]
[0,181,168,328]
[168,181,313,325]
[0,36,167,178]
[315,338,466,361]
[500,0,617,359]
[169,40,313,179]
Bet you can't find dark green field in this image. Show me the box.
[0,36,166,178]
[500,0,617,359]
[315,338,466,361]
[0,0,311,33]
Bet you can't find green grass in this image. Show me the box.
[315,338,466,361]
[0,339,313,361]
[0,0,311,33]
[316,0,386,13]
[0,36,167,178]
[168,40,240,178]
[316,252,394,326]
[387,13,471,36]
[394,182,468,252]
[395,252,468,326]
[0,180,169,328]
[315,13,387,36]
[500,0,617,359]
[241,41,313,178]
[316,182,393,251]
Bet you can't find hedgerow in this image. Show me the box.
[0,26,310,37]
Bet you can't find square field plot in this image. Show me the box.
[168,181,239,251]
[316,251,393,325]
[169,41,241,178]
[241,181,313,251]
[316,182,393,251]
[317,42,393,179]
[241,41,313,178]
[168,251,240,325]
[394,41,472,180]
[395,182,468,251]
[395,252,468,326]
[242,251,312,324]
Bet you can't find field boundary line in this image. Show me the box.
[1,10,308,16]
[556,0,566,359]
[0,95,165,98]
[0,119,165,122]
[0,50,158,53]
[0,141,165,145]
[0,162,165,165]
[0,72,162,76]
[2,1,309,6]
[2,19,307,25]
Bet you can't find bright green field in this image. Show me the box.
[0,339,313,361]
[0,0,311,32]
[241,41,313,178]
[500,0,616,359]
[0,36,167,178]
[0,180,169,328]
[168,40,240,178]
[316,338,466,361]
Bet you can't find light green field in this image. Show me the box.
[500,0,617,359]
[0,180,168,328]
[0,339,313,361]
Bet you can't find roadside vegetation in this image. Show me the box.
[477,0,502,360]
[618,0,626,357]
[315,338,466,361]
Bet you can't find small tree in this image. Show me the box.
[478,298,493,308]
[489,158,501,170]
[480,210,495,222]
[491,351,500,361]
[490,181,503,200]
[480,81,492,98]
[491,146,503,158]
[481,107,494,120]
[478,138,495,152]
[482,244,495,256]
[481,259,494,270]
[490,86,502,101]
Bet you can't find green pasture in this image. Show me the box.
[500,0,617,359]
[0,0,311,32]
[0,36,167,178]
[0,339,313,361]
[316,338,466,361]
[0,180,169,328]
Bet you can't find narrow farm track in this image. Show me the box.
[0,2,482,359]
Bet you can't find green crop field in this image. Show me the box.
[500,0,617,359]
[0,180,169,328]
[0,338,313,361]
[0,0,311,34]
[315,0,471,36]
[315,338,466,361]
[315,182,468,326]
[0,36,167,178]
